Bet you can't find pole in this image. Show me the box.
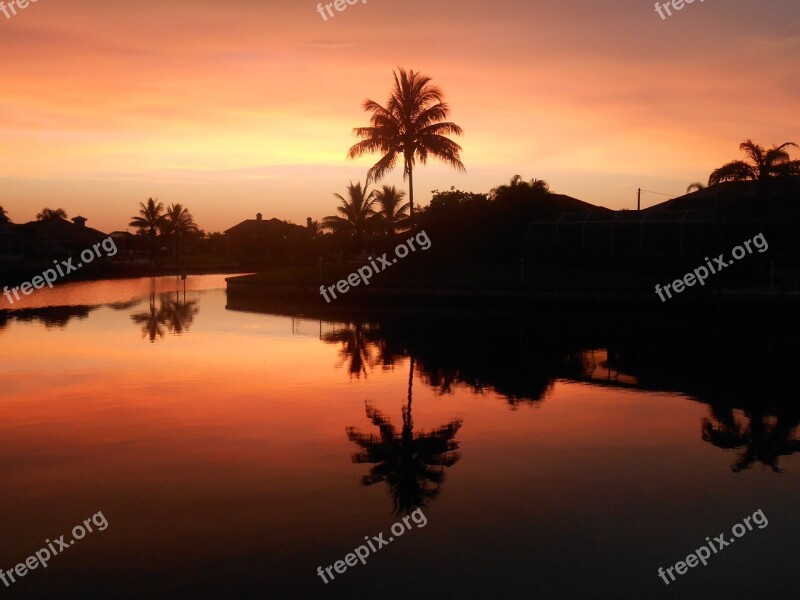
[637,188,641,211]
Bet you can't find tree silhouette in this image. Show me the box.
[129,198,165,237]
[159,203,198,256]
[702,406,800,473]
[348,68,465,218]
[374,185,410,238]
[321,181,377,250]
[36,207,67,220]
[0,205,10,224]
[346,357,463,513]
[708,139,799,186]
[130,291,198,342]
[322,321,378,378]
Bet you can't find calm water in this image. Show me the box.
[1,275,798,599]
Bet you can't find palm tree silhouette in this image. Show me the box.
[348,68,465,218]
[130,290,198,342]
[374,185,410,238]
[321,181,377,250]
[159,203,199,256]
[322,321,378,378]
[346,357,463,513]
[129,198,165,238]
[131,292,167,342]
[702,406,800,473]
[708,139,799,186]
[0,205,10,224]
[686,182,706,193]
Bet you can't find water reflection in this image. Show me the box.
[130,291,199,342]
[702,405,800,473]
[346,358,463,513]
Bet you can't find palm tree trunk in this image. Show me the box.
[406,157,415,222]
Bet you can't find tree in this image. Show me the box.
[489,174,550,201]
[346,358,463,513]
[36,207,67,220]
[0,206,9,224]
[129,198,165,237]
[348,68,465,219]
[374,185,410,238]
[686,182,706,193]
[159,203,198,256]
[321,181,377,249]
[708,139,799,186]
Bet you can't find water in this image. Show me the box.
[1,275,797,599]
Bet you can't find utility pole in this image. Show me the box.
[637,188,641,211]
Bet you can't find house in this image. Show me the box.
[224,213,314,263]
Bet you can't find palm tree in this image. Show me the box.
[489,174,550,200]
[159,203,198,256]
[129,198,165,237]
[348,68,465,219]
[708,139,799,186]
[0,206,9,224]
[374,185,410,237]
[686,182,706,193]
[346,357,463,513]
[321,181,377,249]
[36,207,67,220]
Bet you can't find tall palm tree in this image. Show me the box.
[348,68,465,219]
[346,357,463,513]
[159,203,198,255]
[0,206,10,224]
[374,185,410,237]
[708,139,799,186]
[129,198,165,237]
[36,207,67,220]
[321,181,377,249]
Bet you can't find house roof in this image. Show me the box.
[224,217,307,236]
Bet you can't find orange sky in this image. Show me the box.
[1,0,798,232]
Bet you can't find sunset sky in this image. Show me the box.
[1,0,798,233]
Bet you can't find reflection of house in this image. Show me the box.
[224,212,312,262]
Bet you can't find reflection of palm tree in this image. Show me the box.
[130,291,198,342]
[322,322,377,378]
[702,407,800,472]
[346,357,463,513]
[131,293,166,342]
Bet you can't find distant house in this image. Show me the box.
[17,216,108,258]
[528,178,800,261]
[224,213,313,263]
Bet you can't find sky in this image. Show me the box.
[1,0,799,233]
